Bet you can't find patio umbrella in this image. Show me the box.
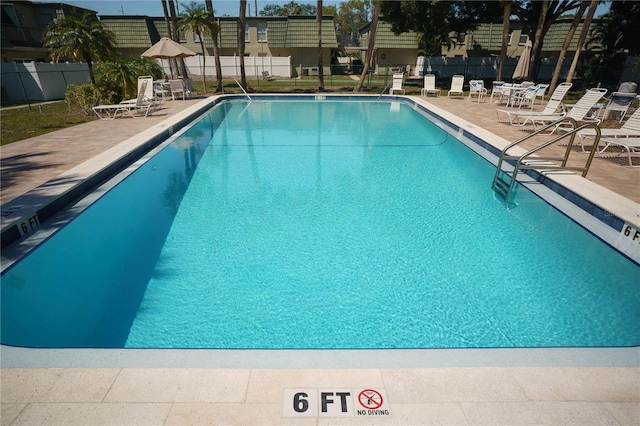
[512,39,532,81]
[141,37,196,78]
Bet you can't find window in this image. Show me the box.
[257,23,267,42]
[245,23,249,41]
[518,33,529,45]
[193,33,201,42]
[507,30,513,45]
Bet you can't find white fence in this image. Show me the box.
[166,55,292,79]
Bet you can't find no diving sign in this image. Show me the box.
[283,388,390,418]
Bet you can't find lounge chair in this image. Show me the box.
[92,81,157,119]
[120,76,154,104]
[518,87,607,133]
[420,74,440,96]
[169,79,187,100]
[576,108,640,152]
[602,92,636,122]
[597,137,640,167]
[496,82,572,125]
[389,74,405,95]
[468,80,487,102]
[262,71,276,81]
[448,75,464,98]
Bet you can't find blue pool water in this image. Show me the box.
[1,99,639,349]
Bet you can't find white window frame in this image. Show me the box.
[245,23,249,42]
[257,23,267,42]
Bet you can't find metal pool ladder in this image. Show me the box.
[491,117,601,205]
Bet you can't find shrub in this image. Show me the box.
[65,83,117,115]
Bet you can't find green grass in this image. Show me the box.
[1,101,97,145]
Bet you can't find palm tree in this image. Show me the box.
[43,10,118,84]
[205,0,224,92]
[161,0,177,78]
[96,57,162,100]
[317,0,325,91]
[355,0,380,92]
[179,1,211,93]
[238,0,247,89]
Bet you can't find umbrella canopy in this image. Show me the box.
[141,37,196,59]
[512,39,532,80]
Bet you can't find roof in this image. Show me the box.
[100,15,167,47]
[360,21,418,49]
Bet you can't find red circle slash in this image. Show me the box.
[358,389,383,409]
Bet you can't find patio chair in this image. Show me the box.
[420,74,440,96]
[468,80,487,102]
[489,81,505,103]
[602,92,636,122]
[153,81,170,102]
[169,79,186,100]
[576,108,640,152]
[496,82,572,125]
[92,81,157,119]
[389,74,405,95]
[519,87,607,133]
[448,75,464,98]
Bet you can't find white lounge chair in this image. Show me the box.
[496,82,572,125]
[262,71,276,81]
[420,74,440,96]
[597,137,640,167]
[602,92,636,122]
[576,108,640,152]
[92,81,157,119]
[518,87,607,133]
[448,75,464,98]
[468,79,487,102]
[389,73,405,95]
[120,76,154,104]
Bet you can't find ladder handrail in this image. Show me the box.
[492,117,602,205]
[375,82,392,102]
[233,79,252,102]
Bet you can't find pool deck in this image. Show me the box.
[1,95,639,425]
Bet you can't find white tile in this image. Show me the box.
[462,401,620,425]
[166,402,316,425]
[1,368,119,403]
[382,368,527,403]
[1,403,27,425]
[511,367,640,402]
[603,402,640,426]
[104,368,249,403]
[10,403,171,425]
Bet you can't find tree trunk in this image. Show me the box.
[355,0,380,93]
[198,31,207,93]
[497,0,511,81]
[527,0,548,81]
[169,0,188,78]
[567,0,599,84]
[548,1,588,94]
[317,0,325,91]
[161,0,176,78]
[238,0,247,89]
[205,0,223,92]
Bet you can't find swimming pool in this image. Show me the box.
[1,96,639,349]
